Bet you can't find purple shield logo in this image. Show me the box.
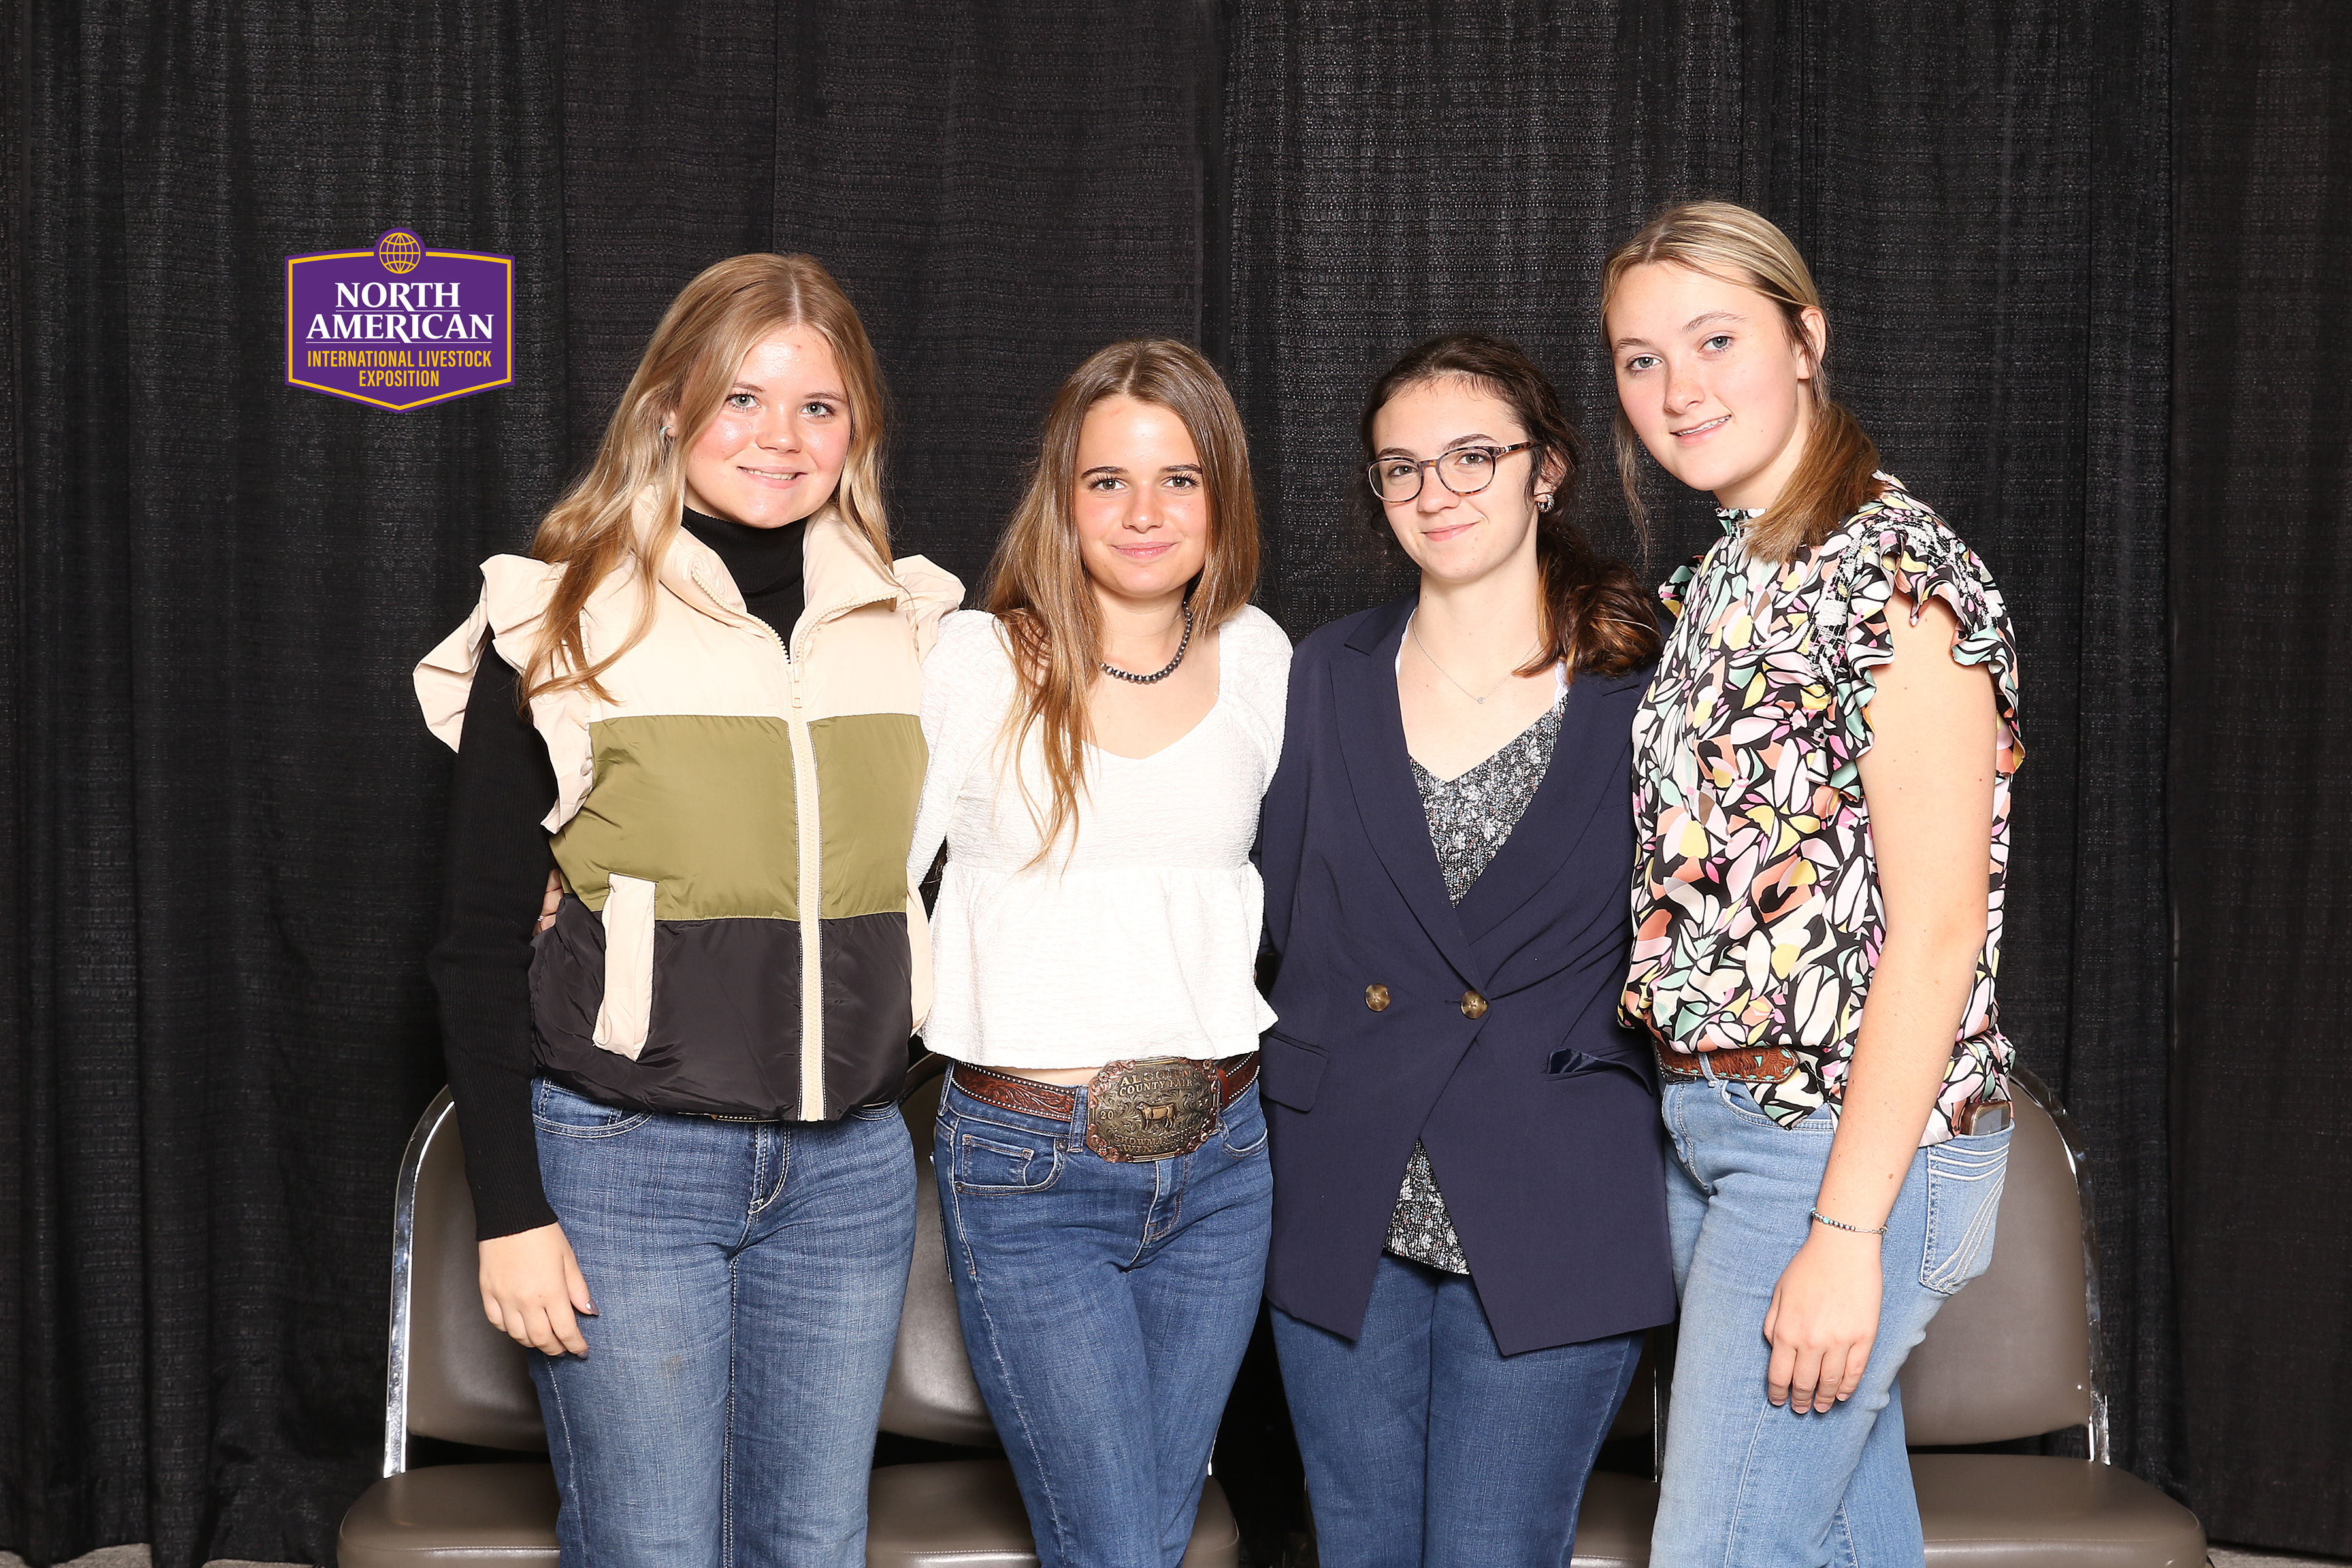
[284,229,513,410]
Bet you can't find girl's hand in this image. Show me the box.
[536,867,562,934]
[1762,1226,1882,1413]
[1757,589,1991,1416]
[479,1223,596,1356]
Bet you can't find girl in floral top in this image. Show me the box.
[1605,202,2023,1568]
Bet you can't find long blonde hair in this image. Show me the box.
[984,340,1262,858]
[522,253,891,704]
[1601,201,1882,563]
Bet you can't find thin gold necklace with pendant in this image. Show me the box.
[1408,612,1538,706]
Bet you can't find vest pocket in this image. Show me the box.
[592,874,657,1060]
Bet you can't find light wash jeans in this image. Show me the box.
[1652,1068,2012,1568]
[934,1066,1273,1568]
[1271,1254,1644,1568]
[528,1077,917,1568]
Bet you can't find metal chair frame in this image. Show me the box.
[2008,1062,2112,1465]
[380,1088,459,1480]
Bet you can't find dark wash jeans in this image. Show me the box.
[528,1077,916,1568]
[1272,1252,1644,1567]
[934,1065,1273,1568]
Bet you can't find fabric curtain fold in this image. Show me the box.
[761,0,1215,589]
[8,2,568,1561]
[4,0,2349,1561]
[2169,0,2352,1550]
[1222,0,2177,1486]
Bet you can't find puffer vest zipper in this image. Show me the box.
[417,495,960,1122]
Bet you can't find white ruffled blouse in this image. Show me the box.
[907,606,1292,1068]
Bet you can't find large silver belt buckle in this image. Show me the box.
[1085,1057,1220,1163]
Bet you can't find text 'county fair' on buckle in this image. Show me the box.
[1085,1057,1224,1162]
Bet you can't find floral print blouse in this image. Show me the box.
[1621,476,2022,1145]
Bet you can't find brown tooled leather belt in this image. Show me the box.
[1651,1041,2016,1134]
[949,1053,1259,1164]
[1652,1042,1801,1083]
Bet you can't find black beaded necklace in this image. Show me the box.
[1100,602,1195,685]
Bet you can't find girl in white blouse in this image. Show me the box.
[906,338,1288,1568]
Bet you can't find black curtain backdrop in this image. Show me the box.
[8,3,570,1562]
[1225,0,2180,1492]
[2170,0,2352,1554]
[1,3,2343,1565]
[559,1,1217,591]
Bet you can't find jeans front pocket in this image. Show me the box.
[949,1119,1062,1194]
[1720,1077,1838,1134]
[1920,1127,2011,1295]
[532,1078,653,1139]
[1220,1085,1268,1156]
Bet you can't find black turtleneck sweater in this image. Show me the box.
[427,510,806,1239]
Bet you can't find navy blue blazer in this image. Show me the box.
[1254,596,1675,1355]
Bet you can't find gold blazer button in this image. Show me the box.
[1365,983,1392,1013]
[1460,990,1488,1019]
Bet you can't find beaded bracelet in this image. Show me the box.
[1810,1207,1887,1236]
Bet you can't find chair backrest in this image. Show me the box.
[879,1054,1004,1448]
[385,1070,1004,1475]
[1897,1067,2100,1450]
[390,1064,2096,1474]
[384,1092,547,1474]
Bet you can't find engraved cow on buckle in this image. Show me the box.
[1085,1057,1222,1162]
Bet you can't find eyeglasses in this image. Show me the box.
[1365,440,1541,503]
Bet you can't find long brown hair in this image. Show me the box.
[1600,201,1882,564]
[1360,333,1661,678]
[985,339,1262,858]
[521,253,891,704]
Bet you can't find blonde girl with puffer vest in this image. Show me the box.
[415,253,959,1568]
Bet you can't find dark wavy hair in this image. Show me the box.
[1359,333,1662,678]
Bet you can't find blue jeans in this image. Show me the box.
[528,1077,917,1568]
[934,1066,1273,1568]
[1652,1071,2012,1568]
[1272,1254,1646,1567]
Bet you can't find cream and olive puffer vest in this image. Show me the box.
[417,490,961,1120]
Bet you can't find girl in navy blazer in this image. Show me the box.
[1254,334,1676,1566]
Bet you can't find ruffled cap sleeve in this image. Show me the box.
[891,553,964,659]
[1816,482,2023,794]
[414,555,593,831]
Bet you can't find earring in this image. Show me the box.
[1537,493,1555,512]
[660,427,672,439]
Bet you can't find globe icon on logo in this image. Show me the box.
[377,230,423,274]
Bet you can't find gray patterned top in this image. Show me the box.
[1384,689,1567,1275]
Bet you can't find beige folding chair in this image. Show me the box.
[1569,1065,2205,1568]
[338,1090,557,1566]
[1898,1064,2204,1565]
[338,1072,1243,1566]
